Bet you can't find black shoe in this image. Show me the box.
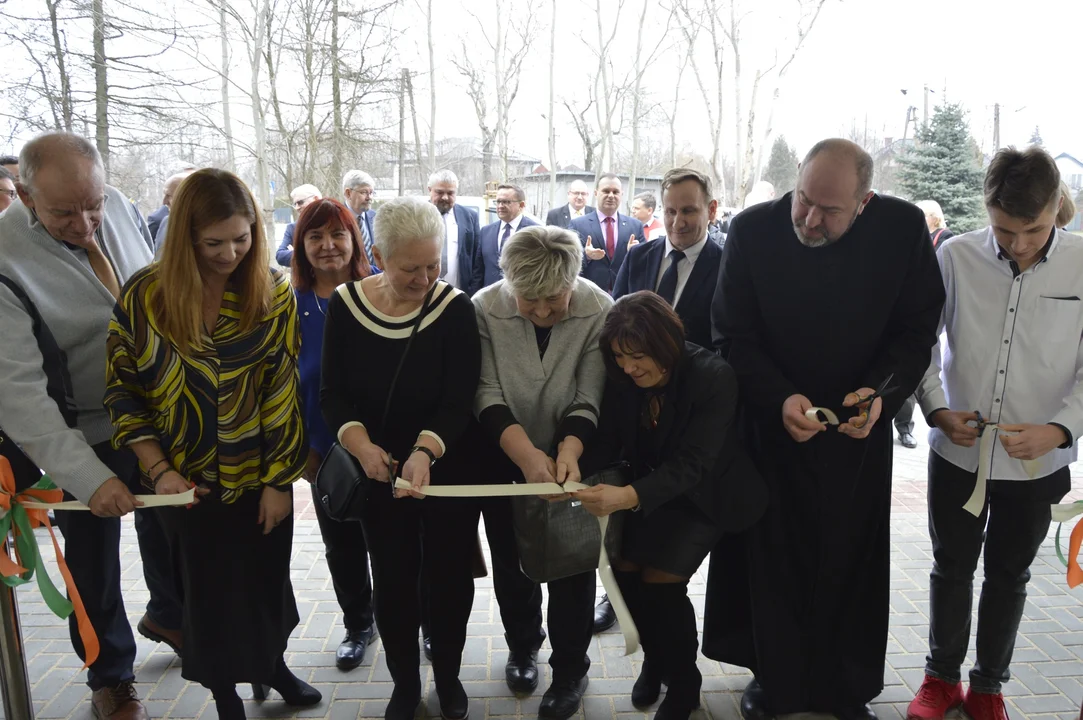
[539,676,589,719]
[336,624,378,671]
[898,431,917,448]
[384,685,421,720]
[423,633,433,662]
[740,679,774,720]
[252,657,322,707]
[436,679,469,720]
[593,595,617,633]
[504,648,539,694]
[631,660,663,708]
[835,704,877,720]
[655,693,700,720]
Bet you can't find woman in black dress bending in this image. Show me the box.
[577,291,767,720]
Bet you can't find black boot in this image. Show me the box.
[643,581,701,720]
[740,679,773,720]
[252,656,322,707]
[210,684,245,720]
[614,569,663,708]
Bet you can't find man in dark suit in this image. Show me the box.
[614,167,724,350]
[146,169,193,250]
[428,169,482,295]
[569,173,644,293]
[545,179,594,228]
[276,183,321,266]
[342,169,378,266]
[473,184,539,291]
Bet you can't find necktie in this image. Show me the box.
[604,216,616,259]
[500,223,512,253]
[656,250,685,305]
[87,241,121,300]
[360,215,376,265]
[440,213,449,279]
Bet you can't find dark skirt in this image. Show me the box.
[158,486,299,686]
[622,494,722,577]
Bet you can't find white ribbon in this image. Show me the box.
[394,479,640,655]
[1052,501,1083,524]
[19,488,197,512]
[963,425,1041,517]
[805,407,840,425]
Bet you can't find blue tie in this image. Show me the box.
[500,223,512,253]
[360,214,376,265]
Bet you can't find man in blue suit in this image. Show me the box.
[276,183,322,266]
[146,169,193,252]
[428,169,482,295]
[545,180,594,228]
[473,184,539,291]
[613,167,724,350]
[342,169,378,266]
[569,173,644,293]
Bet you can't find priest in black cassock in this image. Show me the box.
[703,138,945,719]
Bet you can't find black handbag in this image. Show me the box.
[0,274,78,492]
[315,284,435,522]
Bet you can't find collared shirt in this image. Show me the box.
[917,227,1083,481]
[499,213,526,252]
[654,234,708,306]
[443,207,459,288]
[569,204,586,219]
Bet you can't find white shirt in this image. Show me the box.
[498,213,525,252]
[442,208,459,288]
[654,234,708,306]
[917,228,1083,481]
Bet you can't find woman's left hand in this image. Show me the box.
[555,444,582,487]
[396,451,431,499]
[575,484,639,518]
[258,485,293,535]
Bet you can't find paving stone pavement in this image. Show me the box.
[9,415,1083,720]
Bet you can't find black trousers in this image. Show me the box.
[478,495,545,653]
[362,484,478,693]
[52,441,182,690]
[895,395,916,435]
[309,482,374,632]
[925,451,1068,693]
[545,570,595,682]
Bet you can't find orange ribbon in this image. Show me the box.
[0,457,100,667]
[1068,516,1083,589]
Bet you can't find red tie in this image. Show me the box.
[604,216,615,259]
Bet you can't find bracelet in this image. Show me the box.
[410,445,437,467]
[150,466,173,488]
[147,458,169,473]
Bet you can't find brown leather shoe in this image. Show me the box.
[137,613,182,654]
[92,682,149,720]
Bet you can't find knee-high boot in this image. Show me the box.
[642,581,701,720]
[614,569,664,707]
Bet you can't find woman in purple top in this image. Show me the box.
[291,198,379,670]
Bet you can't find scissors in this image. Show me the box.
[847,373,900,429]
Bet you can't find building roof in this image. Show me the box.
[1054,153,1083,169]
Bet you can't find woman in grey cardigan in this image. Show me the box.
[472,225,612,720]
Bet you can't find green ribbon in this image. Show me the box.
[0,476,74,619]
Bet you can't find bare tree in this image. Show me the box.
[450,48,496,183]
[547,0,557,208]
[674,0,727,203]
[627,0,674,199]
[218,0,236,170]
[563,95,604,173]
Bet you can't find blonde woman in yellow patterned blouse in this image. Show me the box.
[104,169,316,720]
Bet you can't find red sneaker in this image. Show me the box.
[962,688,1010,720]
[906,675,964,720]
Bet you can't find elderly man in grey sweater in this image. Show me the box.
[0,133,180,720]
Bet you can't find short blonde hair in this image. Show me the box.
[1056,183,1077,229]
[373,195,444,260]
[500,225,583,299]
[915,200,946,229]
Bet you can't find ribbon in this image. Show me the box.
[0,457,196,668]
[394,479,641,655]
[1052,500,1083,588]
[962,425,1041,517]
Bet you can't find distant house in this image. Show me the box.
[507,170,664,219]
[386,137,541,195]
[1055,153,1083,193]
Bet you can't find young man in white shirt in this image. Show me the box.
[910,147,1081,720]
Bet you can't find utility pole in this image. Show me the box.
[993,102,1000,152]
[398,68,406,197]
[923,84,930,127]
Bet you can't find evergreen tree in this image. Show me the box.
[763,136,799,195]
[1029,126,1044,147]
[897,103,987,233]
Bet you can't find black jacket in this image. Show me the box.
[584,343,767,532]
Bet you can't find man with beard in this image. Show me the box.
[705,138,945,719]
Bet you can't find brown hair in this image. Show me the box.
[155,168,271,354]
[290,198,371,291]
[497,183,526,202]
[661,167,713,205]
[599,291,686,382]
[1055,182,1077,229]
[984,146,1061,221]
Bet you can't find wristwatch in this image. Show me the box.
[410,445,437,467]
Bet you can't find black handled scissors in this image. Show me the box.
[848,373,900,428]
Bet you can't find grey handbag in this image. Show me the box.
[511,462,630,583]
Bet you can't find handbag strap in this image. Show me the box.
[379,282,439,437]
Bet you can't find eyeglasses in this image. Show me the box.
[293,195,316,208]
[495,199,520,206]
[0,190,15,200]
[350,188,374,198]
